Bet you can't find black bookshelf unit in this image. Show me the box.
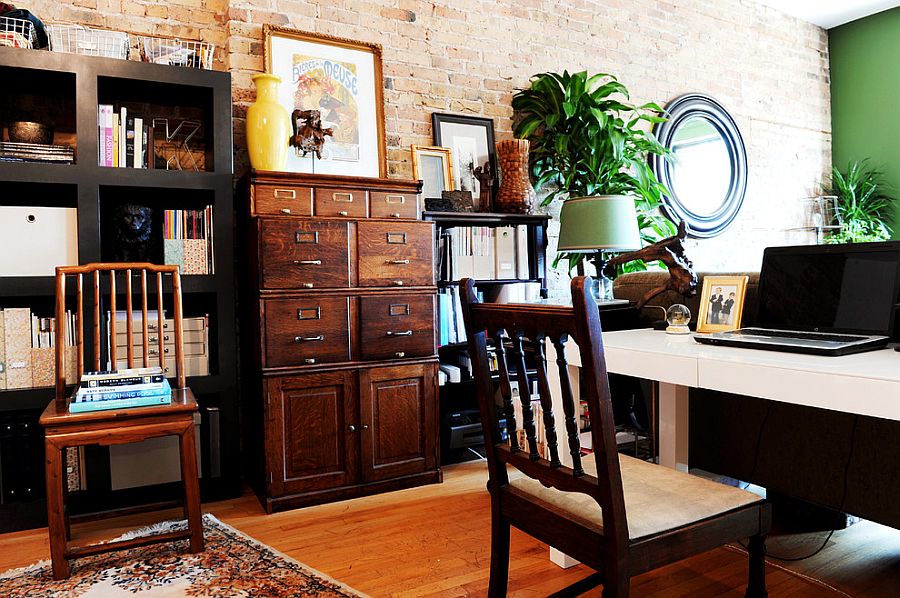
[423,211,551,298]
[0,46,238,530]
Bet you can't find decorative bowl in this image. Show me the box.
[8,121,54,145]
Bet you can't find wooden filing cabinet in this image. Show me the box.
[243,170,441,513]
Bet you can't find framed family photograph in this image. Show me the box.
[432,113,497,211]
[696,275,749,333]
[411,145,454,201]
[264,25,387,177]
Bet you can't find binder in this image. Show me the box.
[473,227,494,280]
[0,207,78,277]
[495,226,516,279]
[515,225,530,279]
[4,308,32,389]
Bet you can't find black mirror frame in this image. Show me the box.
[652,94,748,238]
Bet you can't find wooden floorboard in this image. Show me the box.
[1,460,899,596]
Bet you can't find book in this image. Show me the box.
[74,380,171,403]
[3,308,32,389]
[80,372,166,388]
[133,117,143,168]
[81,366,165,381]
[112,113,120,166]
[99,104,114,166]
[515,225,530,279]
[141,122,149,169]
[79,381,168,395]
[495,226,516,278]
[69,392,172,413]
[125,115,136,168]
[118,106,127,168]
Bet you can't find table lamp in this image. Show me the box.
[557,195,642,301]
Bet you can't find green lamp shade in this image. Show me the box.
[557,195,642,252]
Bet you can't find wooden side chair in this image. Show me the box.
[460,276,771,597]
[39,263,203,580]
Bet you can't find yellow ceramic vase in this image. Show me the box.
[246,73,290,171]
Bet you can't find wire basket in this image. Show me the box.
[0,16,36,49]
[46,23,129,59]
[139,36,215,70]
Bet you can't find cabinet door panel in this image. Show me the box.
[267,372,358,496]
[359,364,437,482]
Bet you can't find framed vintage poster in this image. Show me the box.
[696,275,749,333]
[411,145,454,201]
[432,113,497,211]
[264,25,386,177]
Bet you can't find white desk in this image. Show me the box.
[546,329,900,472]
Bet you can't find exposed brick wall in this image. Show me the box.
[29,0,831,292]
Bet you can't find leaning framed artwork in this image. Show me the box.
[411,145,454,201]
[264,25,386,177]
[696,275,749,333]
[432,113,497,211]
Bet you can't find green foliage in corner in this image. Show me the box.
[824,160,894,244]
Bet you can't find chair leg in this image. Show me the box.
[44,439,69,580]
[487,509,510,598]
[179,424,204,553]
[745,534,768,598]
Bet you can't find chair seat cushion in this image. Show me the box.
[508,454,762,540]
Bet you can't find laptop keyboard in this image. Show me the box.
[729,328,868,343]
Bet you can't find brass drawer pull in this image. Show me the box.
[348,424,357,432]
[385,194,406,204]
[395,352,405,358]
[332,192,353,202]
[294,335,324,343]
[338,210,348,216]
[147,335,170,343]
[149,347,170,355]
[391,212,401,218]
[392,280,404,286]
[293,259,322,265]
[301,282,314,289]
[386,330,413,337]
[387,259,410,265]
[280,208,291,214]
[304,358,316,364]
[274,188,297,199]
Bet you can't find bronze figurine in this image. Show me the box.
[473,160,494,212]
[604,220,697,308]
[290,109,334,160]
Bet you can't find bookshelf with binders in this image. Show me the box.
[424,211,550,347]
[0,45,238,531]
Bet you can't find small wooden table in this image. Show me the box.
[40,388,204,579]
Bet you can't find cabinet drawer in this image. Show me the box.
[264,297,350,367]
[369,191,419,220]
[360,295,435,360]
[260,219,350,290]
[314,187,367,218]
[254,185,314,216]
[357,221,434,287]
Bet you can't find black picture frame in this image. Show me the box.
[432,113,497,212]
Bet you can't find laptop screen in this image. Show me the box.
[756,242,900,335]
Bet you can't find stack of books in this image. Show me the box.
[98,104,153,168]
[70,367,172,413]
[0,141,75,164]
[163,207,215,275]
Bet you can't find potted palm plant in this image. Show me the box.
[512,71,675,297]
[824,160,895,244]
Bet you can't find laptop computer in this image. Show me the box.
[694,241,900,356]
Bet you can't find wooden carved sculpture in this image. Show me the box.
[604,220,698,308]
[473,160,494,211]
[290,109,334,159]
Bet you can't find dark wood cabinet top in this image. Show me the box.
[248,170,423,193]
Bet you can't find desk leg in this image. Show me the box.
[44,438,69,580]
[658,382,689,472]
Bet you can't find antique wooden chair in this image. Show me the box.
[40,263,203,580]
[460,276,770,597]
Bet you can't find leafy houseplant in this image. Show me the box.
[511,71,676,270]
[824,160,895,244]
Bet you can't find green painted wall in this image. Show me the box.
[830,8,900,239]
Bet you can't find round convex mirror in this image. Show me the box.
[652,94,747,238]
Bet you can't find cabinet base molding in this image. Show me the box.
[263,469,443,514]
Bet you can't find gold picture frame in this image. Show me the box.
[263,24,387,177]
[696,275,749,333]
[411,145,454,200]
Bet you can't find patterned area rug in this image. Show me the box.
[0,514,367,597]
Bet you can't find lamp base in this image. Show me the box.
[590,253,614,302]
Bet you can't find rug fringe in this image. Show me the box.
[0,559,51,580]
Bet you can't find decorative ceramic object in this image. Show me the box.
[8,121,53,145]
[495,139,535,214]
[246,73,290,171]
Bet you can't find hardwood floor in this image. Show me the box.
[1,460,899,596]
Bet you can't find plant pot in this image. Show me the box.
[246,74,290,171]
[495,139,535,214]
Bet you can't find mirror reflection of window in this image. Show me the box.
[669,116,732,217]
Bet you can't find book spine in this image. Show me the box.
[79,381,169,395]
[69,394,171,413]
[113,113,120,167]
[147,125,155,170]
[80,374,166,388]
[75,387,170,402]
[142,123,149,169]
[103,105,114,166]
[131,116,141,168]
[118,107,127,168]
[125,114,134,168]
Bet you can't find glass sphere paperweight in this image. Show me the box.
[665,304,692,335]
